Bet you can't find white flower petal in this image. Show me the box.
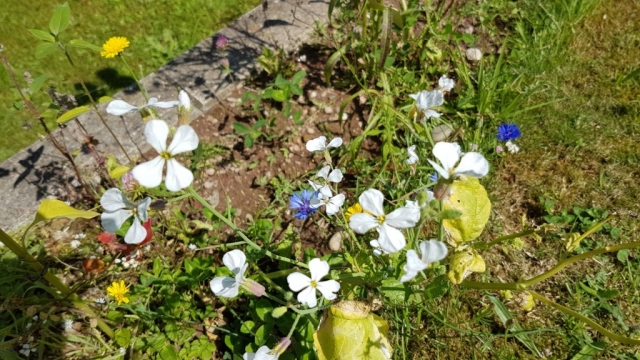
[287,272,311,292]
[419,239,448,264]
[454,152,489,178]
[297,285,318,308]
[101,209,132,233]
[427,90,444,107]
[327,137,343,148]
[309,258,330,281]
[317,185,333,200]
[210,276,240,298]
[165,158,194,191]
[358,189,385,216]
[308,180,323,191]
[317,165,331,180]
[326,194,345,215]
[223,250,247,274]
[427,159,450,180]
[405,145,419,165]
[100,188,132,211]
[404,249,428,273]
[316,280,340,300]
[309,197,324,209]
[424,110,441,118]
[149,99,179,109]
[438,75,454,91]
[178,90,191,110]
[432,142,461,173]
[144,120,169,153]
[385,207,420,229]
[124,219,147,244]
[306,136,327,152]
[106,100,138,116]
[132,156,165,189]
[327,169,343,183]
[167,125,199,155]
[400,270,419,283]
[136,197,151,222]
[349,213,379,234]
[377,224,406,253]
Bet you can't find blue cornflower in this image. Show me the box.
[497,123,521,142]
[290,190,318,220]
[429,172,438,183]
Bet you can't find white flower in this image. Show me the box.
[243,338,291,360]
[306,136,343,152]
[409,90,443,119]
[63,319,73,331]
[310,185,345,216]
[405,145,419,165]
[106,97,179,116]
[178,90,191,111]
[188,243,197,250]
[506,140,520,154]
[73,233,86,239]
[33,315,38,321]
[70,240,81,248]
[317,165,343,183]
[287,258,340,308]
[370,240,383,256]
[349,189,420,254]
[427,142,489,180]
[131,120,199,191]
[438,75,455,92]
[100,188,151,244]
[210,250,264,298]
[119,347,126,355]
[95,298,106,305]
[400,239,448,282]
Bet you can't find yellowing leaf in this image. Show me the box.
[563,232,582,251]
[32,199,99,226]
[443,177,491,245]
[447,248,486,284]
[314,301,392,360]
[57,105,91,123]
[106,156,130,179]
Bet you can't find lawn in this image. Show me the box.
[0,0,260,161]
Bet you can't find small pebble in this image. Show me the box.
[329,232,343,252]
[309,91,318,99]
[432,124,453,142]
[341,113,348,121]
[204,181,215,189]
[466,48,482,61]
[306,127,316,134]
[205,168,215,176]
[324,107,334,114]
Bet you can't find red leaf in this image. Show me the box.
[138,219,154,247]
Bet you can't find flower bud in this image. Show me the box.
[273,337,292,355]
[271,306,288,319]
[177,90,191,126]
[242,279,265,297]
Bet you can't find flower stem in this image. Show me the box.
[0,228,114,338]
[477,229,535,250]
[287,313,302,339]
[186,186,308,268]
[529,291,640,346]
[119,55,149,102]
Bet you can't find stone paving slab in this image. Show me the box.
[0,0,328,232]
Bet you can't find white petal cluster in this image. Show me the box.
[132,120,199,192]
[409,90,443,119]
[106,97,179,116]
[438,75,455,92]
[306,136,343,152]
[309,165,345,216]
[349,189,420,254]
[427,142,489,180]
[400,239,448,282]
[287,258,341,308]
[210,250,249,298]
[405,145,419,165]
[506,140,520,154]
[100,188,151,244]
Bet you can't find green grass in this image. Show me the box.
[0,0,260,161]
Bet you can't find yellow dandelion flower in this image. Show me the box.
[107,280,130,305]
[101,37,130,58]
[345,203,363,222]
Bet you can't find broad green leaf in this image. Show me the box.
[240,320,255,334]
[314,301,392,360]
[443,177,491,244]
[115,328,131,347]
[254,299,274,322]
[159,344,178,360]
[272,89,286,102]
[57,105,90,123]
[67,39,102,52]
[29,75,49,95]
[233,122,251,134]
[35,42,58,60]
[28,29,55,43]
[570,341,606,359]
[31,199,99,227]
[291,70,306,86]
[49,3,71,35]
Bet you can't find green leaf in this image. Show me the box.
[254,299,274,322]
[159,344,179,360]
[115,328,132,347]
[617,249,629,263]
[28,75,49,95]
[67,39,102,52]
[98,96,114,104]
[291,70,306,86]
[233,122,251,134]
[28,29,55,43]
[35,42,58,60]
[57,105,90,123]
[570,341,606,359]
[49,2,71,36]
[254,323,273,346]
[596,289,619,300]
[423,275,449,300]
[240,320,255,334]
[272,89,286,102]
[31,199,99,227]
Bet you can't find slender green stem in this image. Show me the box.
[187,186,308,269]
[529,291,640,346]
[0,228,114,338]
[287,313,302,339]
[478,230,535,250]
[119,55,149,102]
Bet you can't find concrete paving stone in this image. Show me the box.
[0,0,328,233]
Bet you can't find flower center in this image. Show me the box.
[160,151,172,160]
[377,214,385,224]
[310,280,318,288]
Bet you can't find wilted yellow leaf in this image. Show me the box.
[443,177,491,245]
[447,248,486,284]
[31,199,99,227]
